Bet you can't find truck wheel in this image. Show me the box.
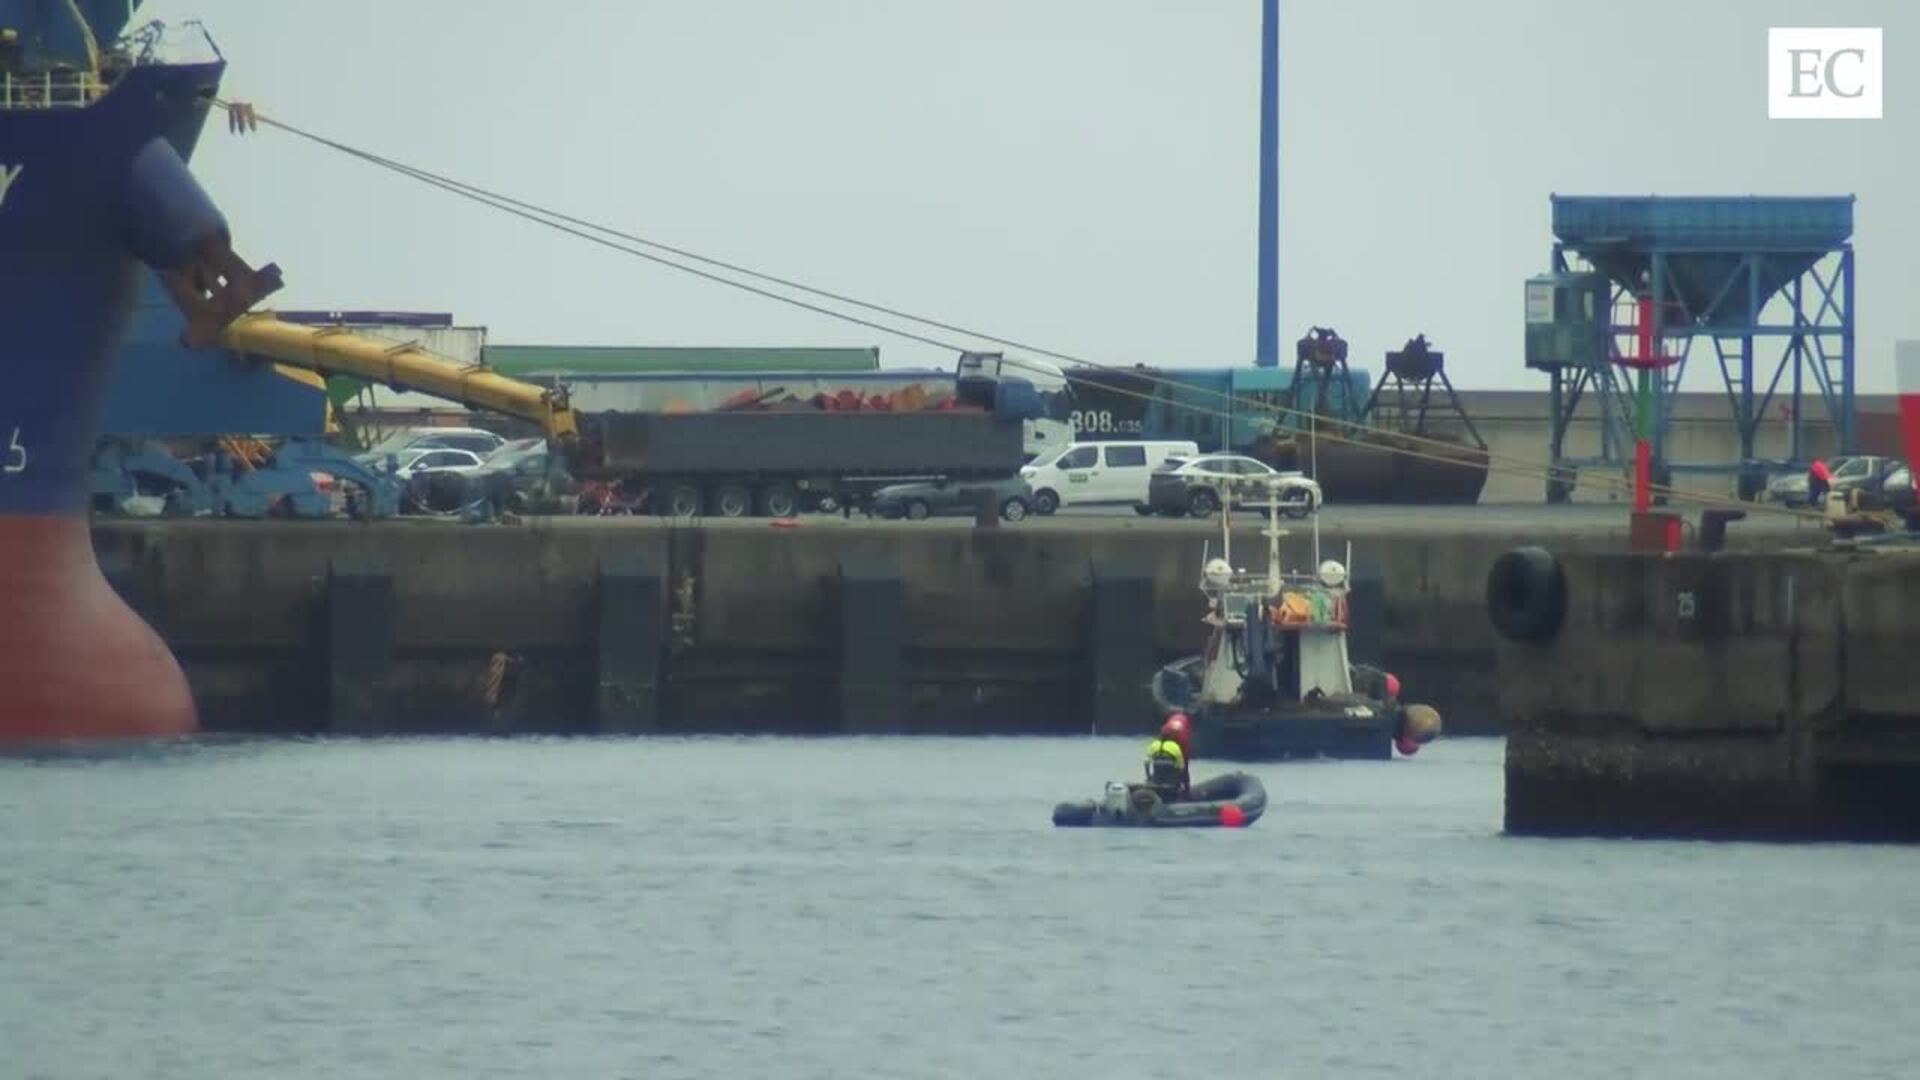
[758,483,798,518]
[905,499,931,521]
[1033,489,1059,515]
[665,484,701,518]
[712,484,752,518]
[1001,497,1029,522]
[1187,487,1220,518]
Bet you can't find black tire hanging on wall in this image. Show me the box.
[1486,546,1568,645]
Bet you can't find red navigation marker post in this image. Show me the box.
[1619,295,1683,551]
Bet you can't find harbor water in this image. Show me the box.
[6,735,1920,1079]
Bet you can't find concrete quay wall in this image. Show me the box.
[1496,545,1920,840]
[89,509,1803,739]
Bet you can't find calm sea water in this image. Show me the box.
[5,735,1919,1080]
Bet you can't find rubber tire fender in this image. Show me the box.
[1485,545,1567,644]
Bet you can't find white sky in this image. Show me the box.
[143,0,1912,390]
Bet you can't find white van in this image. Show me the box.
[1020,440,1200,515]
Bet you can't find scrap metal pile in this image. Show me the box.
[713,383,961,414]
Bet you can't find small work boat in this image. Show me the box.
[1051,772,1267,829]
[1149,478,1443,761]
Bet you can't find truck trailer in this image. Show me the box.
[574,406,1029,517]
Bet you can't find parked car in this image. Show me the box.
[1144,453,1322,519]
[1885,463,1915,515]
[405,438,574,515]
[1762,454,1906,507]
[354,426,508,470]
[1830,455,1903,499]
[1020,439,1198,515]
[409,437,545,479]
[391,447,485,480]
[870,476,1034,522]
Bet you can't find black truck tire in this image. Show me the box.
[664,484,701,518]
[711,484,752,518]
[758,483,798,518]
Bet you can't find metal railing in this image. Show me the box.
[0,70,108,110]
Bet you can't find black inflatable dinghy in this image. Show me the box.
[1051,771,1267,828]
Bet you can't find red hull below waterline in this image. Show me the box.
[0,516,195,743]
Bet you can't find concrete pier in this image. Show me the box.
[1493,543,1920,841]
[91,507,1813,739]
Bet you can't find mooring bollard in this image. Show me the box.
[973,487,999,529]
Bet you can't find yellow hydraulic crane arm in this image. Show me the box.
[219,313,579,444]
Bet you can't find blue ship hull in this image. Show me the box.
[1153,658,1401,763]
[1188,706,1396,763]
[0,10,282,742]
[0,59,232,514]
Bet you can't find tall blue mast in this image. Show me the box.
[1254,0,1279,367]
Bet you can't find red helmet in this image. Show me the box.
[1160,713,1190,741]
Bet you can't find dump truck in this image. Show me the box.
[574,406,1029,517]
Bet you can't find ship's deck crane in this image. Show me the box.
[94,309,585,522]
[220,313,579,447]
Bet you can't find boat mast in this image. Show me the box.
[1220,481,1232,570]
[1308,403,1321,568]
[1265,483,1283,598]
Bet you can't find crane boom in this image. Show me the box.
[220,313,578,443]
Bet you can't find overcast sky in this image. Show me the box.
[142,0,1911,391]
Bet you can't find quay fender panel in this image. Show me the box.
[1487,546,1567,644]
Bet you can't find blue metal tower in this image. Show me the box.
[1524,195,1856,503]
[1254,0,1279,367]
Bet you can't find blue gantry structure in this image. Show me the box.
[1524,195,1857,502]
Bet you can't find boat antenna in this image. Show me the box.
[1220,482,1232,570]
[1265,482,1282,598]
[1311,483,1322,569]
[1309,406,1321,568]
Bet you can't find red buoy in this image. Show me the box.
[1384,672,1401,700]
[1395,734,1421,757]
[0,517,194,743]
[1218,804,1247,828]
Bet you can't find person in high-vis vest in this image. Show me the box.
[1143,714,1193,799]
